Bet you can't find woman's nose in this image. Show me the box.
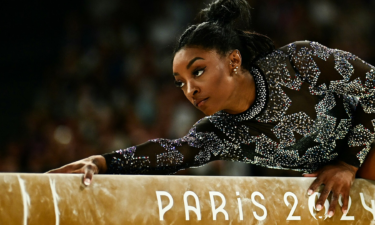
[186,81,199,96]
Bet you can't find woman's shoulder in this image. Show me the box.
[279,40,312,50]
[279,40,340,61]
[278,40,332,58]
[256,40,323,63]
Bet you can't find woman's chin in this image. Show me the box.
[200,108,219,116]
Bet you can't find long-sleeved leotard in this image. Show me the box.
[103,41,375,174]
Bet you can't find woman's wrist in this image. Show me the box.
[337,160,358,176]
[90,155,108,174]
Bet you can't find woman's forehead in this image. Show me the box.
[173,47,221,65]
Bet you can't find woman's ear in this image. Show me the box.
[229,49,242,70]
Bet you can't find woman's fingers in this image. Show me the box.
[46,159,98,186]
[70,164,96,186]
[71,163,97,186]
[45,156,105,187]
[304,171,320,195]
[83,164,97,186]
[45,168,61,173]
[46,161,86,174]
[307,176,322,195]
[46,165,72,173]
[305,162,356,218]
[341,193,349,214]
[315,185,332,211]
[328,192,340,217]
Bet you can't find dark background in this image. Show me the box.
[0,0,374,175]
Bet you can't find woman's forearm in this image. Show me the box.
[357,145,375,179]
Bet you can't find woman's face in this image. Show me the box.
[173,47,236,115]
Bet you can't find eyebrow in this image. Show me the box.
[173,57,204,76]
[187,57,204,69]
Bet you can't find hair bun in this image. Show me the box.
[202,0,251,28]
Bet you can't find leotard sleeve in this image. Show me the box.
[287,41,375,167]
[102,117,230,174]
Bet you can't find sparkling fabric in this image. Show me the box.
[103,41,375,174]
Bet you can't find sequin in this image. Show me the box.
[334,51,354,81]
[349,124,374,164]
[107,147,151,174]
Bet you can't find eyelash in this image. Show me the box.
[174,81,185,88]
[174,68,206,88]
[193,68,205,77]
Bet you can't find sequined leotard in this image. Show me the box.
[103,41,375,174]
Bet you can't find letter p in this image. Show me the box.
[156,191,174,220]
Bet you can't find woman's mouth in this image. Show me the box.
[195,98,209,108]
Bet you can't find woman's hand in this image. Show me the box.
[303,161,358,218]
[46,155,107,186]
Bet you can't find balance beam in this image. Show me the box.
[1,174,374,224]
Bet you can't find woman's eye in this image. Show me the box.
[193,68,205,77]
[174,81,185,88]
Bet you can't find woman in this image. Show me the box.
[48,0,375,218]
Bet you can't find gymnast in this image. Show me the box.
[48,0,375,218]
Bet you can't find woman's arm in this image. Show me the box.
[47,117,228,183]
[357,145,375,179]
[287,40,375,217]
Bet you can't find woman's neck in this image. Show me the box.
[223,72,256,114]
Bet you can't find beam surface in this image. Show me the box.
[1,174,374,224]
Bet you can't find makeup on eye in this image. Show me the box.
[173,66,206,88]
[193,67,206,77]
[174,80,185,88]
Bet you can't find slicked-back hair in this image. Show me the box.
[174,0,275,72]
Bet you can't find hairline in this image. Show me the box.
[172,44,232,64]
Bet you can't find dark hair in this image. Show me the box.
[173,0,275,71]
